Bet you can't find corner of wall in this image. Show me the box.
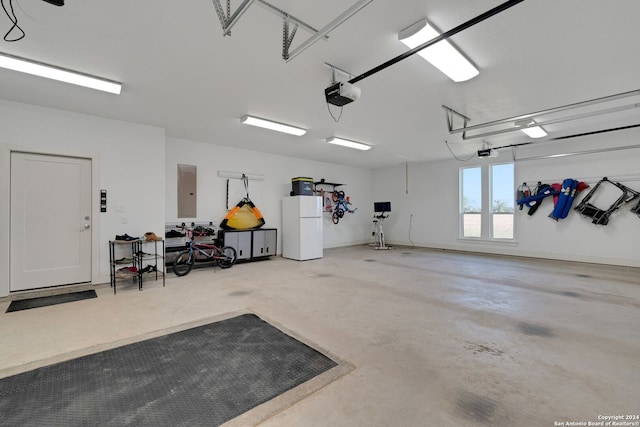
[0,146,10,297]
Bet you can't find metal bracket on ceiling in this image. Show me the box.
[212,0,256,36]
[324,62,356,83]
[442,89,640,141]
[282,16,299,61]
[257,0,325,37]
[443,106,471,140]
[284,0,374,63]
[259,0,323,60]
[211,0,374,61]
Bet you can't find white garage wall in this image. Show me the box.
[0,99,375,297]
[0,99,166,296]
[3,98,633,299]
[373,128,640,267]
[165,137,375,251]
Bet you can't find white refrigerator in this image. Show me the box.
[282,196,323,260]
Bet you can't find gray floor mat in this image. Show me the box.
[0,313,338,426]
[6,290,97,313]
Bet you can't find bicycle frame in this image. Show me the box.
[184,240,226,263]
[331,190,357,224]
[172,228,237,276]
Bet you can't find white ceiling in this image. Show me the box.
[1,0,639,169]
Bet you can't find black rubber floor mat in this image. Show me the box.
[5,290,97,313]
[0,313,338,426]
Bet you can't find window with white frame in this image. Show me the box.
[461,166,482,238]
[460,163,514,240]
[490,163,514,239]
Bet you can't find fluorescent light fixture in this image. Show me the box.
[240,115,306,136]
[520,126,547,138]
[515,119,547,138]
[398,19,479,82]
[326,137,371,151]
[0,52,121,94]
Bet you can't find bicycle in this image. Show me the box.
[173,228,237,277]
[331,190,357,224]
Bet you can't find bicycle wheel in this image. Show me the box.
[217,246,237,269]
[173,250,194,276]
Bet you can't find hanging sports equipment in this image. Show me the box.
[330,190,357,224]
[528,182,551,216]
[516,182,558,215]
[219,174,266,230]
[548,179,588,221]
[516,182,531,210]
[631,198,640,218]
[574,177,640,225]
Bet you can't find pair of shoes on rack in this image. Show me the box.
[193,226,215,236]
[165,229,186,238]
[117,266,138,273]
[115,234,139,241]
[144,232,163,241]
[139,265,156,274]
[115,257,133,264]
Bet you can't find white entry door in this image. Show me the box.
[10,152,92,291]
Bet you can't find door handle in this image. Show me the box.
[84,224,91,229]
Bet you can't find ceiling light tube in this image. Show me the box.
[326,137,371,151]
[398,19,479,82]
[0,52,122,94]
[240,115,306,136]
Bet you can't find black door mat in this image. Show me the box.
[0,313,339,426]
[6,290,97,313]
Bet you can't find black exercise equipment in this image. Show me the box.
[574,177,640,225]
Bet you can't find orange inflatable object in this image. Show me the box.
[219,199,265,230]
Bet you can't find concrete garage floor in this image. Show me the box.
[1,245,638,426]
